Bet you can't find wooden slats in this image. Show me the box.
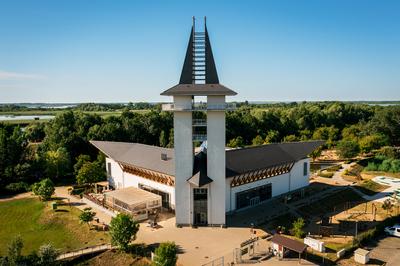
[121,163,175,186]
[230,162,295,187]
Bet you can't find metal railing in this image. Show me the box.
[162,103,236,111]
[193,119,207,126]
[193,134,207,141]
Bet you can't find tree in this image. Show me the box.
[336,140,360,159]
[79,207,96,228]
[7,235,23,265]
[227,136,244,148]
[283,135,298,142]
[32,178,55,201]
[382,199,393,215]
[109,213,140,251]
[358,134,388,154]
[291,218,305,238]
[76,161,105,185]
[73,154,91,176]
[264,130,279,144]
[152,242,178,266]
[38,243,58,266]
[44,147,70,179]
[252,135,264,146]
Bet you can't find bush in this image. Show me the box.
[32,178,55,201]
[336,140,360,159]
[152,242,178,266]
[379,159,393,172]
[5,182,30,194]
[364,162,379,171]
[291,218,306,238]
[109,213,140,251]
[318,170,334,178]
[390,159,400,172]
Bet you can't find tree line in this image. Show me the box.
[0,102,399,194]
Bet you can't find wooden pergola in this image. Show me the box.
[120,163,175,186]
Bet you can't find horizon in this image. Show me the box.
[0,0,399,103]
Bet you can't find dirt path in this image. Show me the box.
[0,192,32,202]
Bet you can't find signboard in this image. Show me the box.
[304,237,325,252]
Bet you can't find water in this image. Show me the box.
[0,115,55,121]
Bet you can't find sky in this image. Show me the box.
[0,0,399,103]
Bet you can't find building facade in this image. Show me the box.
[91,18,323,227]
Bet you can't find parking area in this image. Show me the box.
[366,235,400,266]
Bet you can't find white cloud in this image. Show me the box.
[0,70,46,80]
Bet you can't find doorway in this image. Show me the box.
[193,188,208,225]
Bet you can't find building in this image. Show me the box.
[91,17,323,227]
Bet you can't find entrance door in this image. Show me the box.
[249,196,260,206]
[193,188,208,225]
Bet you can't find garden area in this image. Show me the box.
[0,198,110,256]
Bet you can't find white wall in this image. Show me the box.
[173,95,193,225]
[226,158,310,212]
[207,95,226,225]
[105,158,176,208]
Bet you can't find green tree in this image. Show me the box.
[227,136,244,148]
[358,134,388,153]
[32,178,55,201]
[264,130,279,144]
[252,135,264,146]
[291,218,305,238]
[79,207,96,228]
[109,213,140,251]
[283,135,298,142]
[73,154,91,176]
[152,242,178,266]
[382,198,393,215]
[38,243,59,266]
[336,140,360,159]
[44,147,70,179]
[7,235,23,266]
[76,161,105,185]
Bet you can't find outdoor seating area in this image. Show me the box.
[104,187,162,221]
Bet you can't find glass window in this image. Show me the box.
[236,184,272,209]
[303,162,308,176]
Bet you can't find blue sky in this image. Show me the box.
[0,0,399,103]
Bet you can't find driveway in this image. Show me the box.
[366,235,400,266]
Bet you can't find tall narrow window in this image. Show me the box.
[303,162,308,176]
[107,162,112,177]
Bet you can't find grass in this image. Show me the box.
[0,198,110,256]
[298,188,364,217]
[354,180,389,196]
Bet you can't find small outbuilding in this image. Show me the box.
[271,234,307,261]
[354,248,370,265]
[104,187,162,221]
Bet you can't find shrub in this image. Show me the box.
[32,178,55,201]
[79,208,96,228]
[109,213,140,251]
[5,182,30,194]
[390,159,400,173]
[152,242,178,266]
[318,170,334,178]
[291,218,306,238]
[38,243,58,266]
[379,159,393,172]
[336,140,360,159]
[364,162,379,171]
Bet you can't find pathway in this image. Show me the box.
[57,244,113,260]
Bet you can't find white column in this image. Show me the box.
[173,96,193,225]
[206,95,226,225]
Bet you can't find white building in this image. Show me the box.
[91,17,323,227]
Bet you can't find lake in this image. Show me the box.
[0,115,55,121]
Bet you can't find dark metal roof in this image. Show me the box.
[271,234,307,253]
[161,17,237,96]
[90,140,175,176]
[161,84,237,96]
[225,141,324,177]
[90,140,323,179]
[188,152,213,187]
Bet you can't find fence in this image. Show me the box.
[201,256,224,266]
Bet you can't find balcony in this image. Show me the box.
[193,119,207,127]
[161,103,236,111]
[192,134,207,142]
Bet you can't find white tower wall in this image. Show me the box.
[207,95,226,225]
[173,95,193,225]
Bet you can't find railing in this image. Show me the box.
[193,119,207,126]
[162,103,236,111]
[57,244,113,260]
[193,134,207,142]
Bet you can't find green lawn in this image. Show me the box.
[0,198,109,256]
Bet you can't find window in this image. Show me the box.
[236,184,272,209]
[303,162,308,176]
[107,163,112,177]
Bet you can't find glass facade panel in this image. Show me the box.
[236,183,272,210]
[193,188,208,225]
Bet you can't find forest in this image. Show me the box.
[0,102,399,194]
